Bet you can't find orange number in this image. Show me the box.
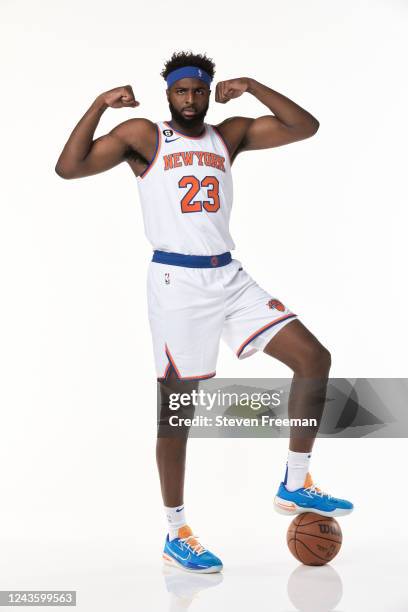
[178,176,201,212]
[201,176,220,213]
[178,175,220,214]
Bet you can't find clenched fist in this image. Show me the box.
[98,85,139,109]
[215,78,252,103]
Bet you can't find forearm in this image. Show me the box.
[55,96,107,174]
[246,78,319,131]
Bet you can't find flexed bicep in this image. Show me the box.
[238,115,311,153]
[56,118,156,180]
[67,130,129,178]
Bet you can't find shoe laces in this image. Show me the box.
[179,535,206,556]
[305,482,332,499]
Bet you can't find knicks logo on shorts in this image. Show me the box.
[267,299,285,312]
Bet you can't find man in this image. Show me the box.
[56,51,353,574]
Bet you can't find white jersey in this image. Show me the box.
[136,121,235,255]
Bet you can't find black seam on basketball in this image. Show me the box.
[295,513,322,527]
[296,516,337,527]
[297,513,308,526]
[293,535,304,562]
[294,538,335,563]
[294,535,301,561]
[295,531,341,544]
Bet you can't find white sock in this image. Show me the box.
[285,450,311,491]
[164,504,187,541]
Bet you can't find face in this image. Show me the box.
[166,77,210,129]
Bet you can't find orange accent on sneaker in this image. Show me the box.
[177,525,204,553]
[277,501,296,510]
[303,472,322,492]
[177,525,193,539]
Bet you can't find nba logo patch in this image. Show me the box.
[165,273,170,284]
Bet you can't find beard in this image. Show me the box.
[168,100,209,130]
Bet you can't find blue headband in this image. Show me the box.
[166,66,212,88]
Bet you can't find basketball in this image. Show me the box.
[287,512,342,565]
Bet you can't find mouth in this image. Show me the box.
[182,108,197,117]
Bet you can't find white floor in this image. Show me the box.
[1,440,406,611]
[0,536,406,612]
[1,504,407,611]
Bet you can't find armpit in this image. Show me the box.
[124,146,149,166]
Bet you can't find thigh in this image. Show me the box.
[221,261,298,359]
[147,262,224,380]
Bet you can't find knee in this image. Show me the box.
[294,343,331,376]
[317,345,331,373]
[157,377,197,438]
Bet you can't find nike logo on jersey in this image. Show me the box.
[163,151,225,173]
[165,137,181,143]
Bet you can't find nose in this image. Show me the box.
[185,92,194,105]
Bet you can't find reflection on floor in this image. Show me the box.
[163,566,224,611]
[162,562,343,612]
[287,564,343,612]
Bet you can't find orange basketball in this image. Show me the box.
[287,512,342,565]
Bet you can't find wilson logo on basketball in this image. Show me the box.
[318,524,341,537]
[267,299,285,312]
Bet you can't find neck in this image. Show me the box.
[168,118,205,137]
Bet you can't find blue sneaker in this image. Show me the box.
[274,473,354,517]
[163,525,223,574]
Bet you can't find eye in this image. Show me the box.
[196,89,204,95]
[176,89,185,94]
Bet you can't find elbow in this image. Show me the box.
[308,119,320,136]
[291,118,320,142]
[54,163,76,179]
[297,120,319,141]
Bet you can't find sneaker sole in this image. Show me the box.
[274,496,353,517]
[163,553,223,574]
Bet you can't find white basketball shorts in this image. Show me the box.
[147,255,298,381]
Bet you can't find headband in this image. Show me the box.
[166,66,212,88]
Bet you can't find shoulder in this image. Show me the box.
[213,116,254,161]
[110,118,158,146]
[215,116,254,133]
[108,119,159,163]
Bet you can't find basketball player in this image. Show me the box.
[56,51,353,573]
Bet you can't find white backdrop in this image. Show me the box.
[1,1,407,611]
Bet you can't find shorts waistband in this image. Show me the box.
[152,250,232,268]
